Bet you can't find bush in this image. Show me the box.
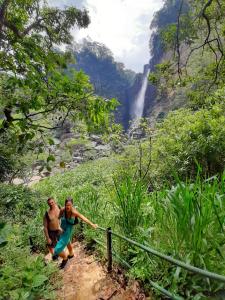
[0,183,59,299]
[0,155,13,182]
[151,104,225,184]
[0,184,35,219]
[0,225,58,300]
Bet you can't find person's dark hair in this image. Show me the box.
[65,197,73,205]
[47,197,54,203]
[64,197,74,220]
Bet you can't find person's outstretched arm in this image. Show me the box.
[72,208,98,229]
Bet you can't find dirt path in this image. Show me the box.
[47,241,148,300]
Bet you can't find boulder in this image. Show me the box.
[73,156,83,163]
[89,134,103,145]
[12,178,24,185]
[60,133,75,141]
[27,176,42,187]
[95,144,111,152]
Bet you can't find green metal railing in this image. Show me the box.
[95,226,225,300]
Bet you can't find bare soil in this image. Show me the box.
[46,241,149,300]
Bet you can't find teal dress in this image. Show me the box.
[54,213,75,255]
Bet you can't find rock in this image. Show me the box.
[52,138,61,145]
[61,133,75,141]
[55,120,72,139]
[27,176,42,187]
[12,178,24,185]
[95,144,111,152]
[90,141,97,148]
[30,175,42,181]
[32,160,44,169]
[89,134,103,145]
[70,143,87,153]
[83,149,98,160]
[41,171,51,177]
[73,156,83,163]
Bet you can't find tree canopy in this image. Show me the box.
[149,0,225,107]
[0,0,118,181]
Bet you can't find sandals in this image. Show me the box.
[68,254,74,259]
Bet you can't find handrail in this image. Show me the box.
[95,229,183,300]
[95,226,225,299]
[97,227,225,282]
[94,238,131,269]
[109,230,225,283]
[149,281,183,300]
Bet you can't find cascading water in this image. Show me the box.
[131,68,150,122]
[129,67,150,137]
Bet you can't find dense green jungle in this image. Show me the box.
[0,0,225,299]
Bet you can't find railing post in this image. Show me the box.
[107,227,112,273]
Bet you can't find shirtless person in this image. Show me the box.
[43,197,62,255]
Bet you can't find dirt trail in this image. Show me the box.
[47,241,148,300]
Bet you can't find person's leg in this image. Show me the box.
[67,242,74,257]
[58,250,67,260]
[48,230,59,256]
[58,250,69,269]
[48,246,54,255]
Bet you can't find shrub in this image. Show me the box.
[0,184,59,299]
[0,225,58,300]
[151,104,225,184]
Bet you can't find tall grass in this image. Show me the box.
[112,176,147,237]
[108,172,225,298]
[129,174,225,298]
[154,174,225,267]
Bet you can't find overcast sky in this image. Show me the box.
[49,0,164,72]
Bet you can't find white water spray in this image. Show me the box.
[131,68,150,122]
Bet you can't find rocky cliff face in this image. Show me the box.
[70,40,136,129]
[129,0,189,124]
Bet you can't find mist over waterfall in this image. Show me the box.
[131,68,150,122]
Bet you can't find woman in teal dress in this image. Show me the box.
[53,197,97,269]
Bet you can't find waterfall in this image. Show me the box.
[131,68,150,122]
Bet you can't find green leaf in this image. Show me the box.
[0,222,6,230]
[48,138,55,145]
[59,161,65,168]
[19,290,30,300]
[32,274,48,288]
[0,237,8,248]
[46,165,52,172]
[47,155,55,162]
